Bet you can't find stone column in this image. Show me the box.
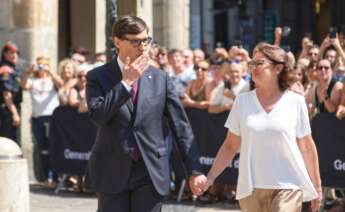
[153,0,190,49]
[0,0,58,67]
[0,0,58,182]
[117,0,153,37]
[95,0,106,54]
[137,0,153,36]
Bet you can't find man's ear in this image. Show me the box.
[114,37,121,49]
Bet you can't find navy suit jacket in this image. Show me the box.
[85,58,203,195]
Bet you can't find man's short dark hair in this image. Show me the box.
[168,49,181,58]
[112,15,149,38]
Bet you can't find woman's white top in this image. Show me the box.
[225,90,318,202]
[210,79,250,106]
[28,77,60,118]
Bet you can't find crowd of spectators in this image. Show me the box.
[0,43,106,189]
[1,26,345,210]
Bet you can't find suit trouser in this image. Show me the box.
[97,159,163,212]
[239,188,303,212]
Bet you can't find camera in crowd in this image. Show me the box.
[329,27,337,39]
[282,26,291,37]
[35,64,46,72]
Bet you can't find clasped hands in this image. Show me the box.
[189,174,214,196]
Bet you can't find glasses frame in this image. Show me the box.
[248,59,273,70]
[121,36,153,47]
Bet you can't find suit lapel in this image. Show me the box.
[108,58,134,113]
[134,68,153,125]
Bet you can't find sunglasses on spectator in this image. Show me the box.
[227,59,242,64]
[317,66,331,71]
[121,36,153,47]
[194,66,208,71]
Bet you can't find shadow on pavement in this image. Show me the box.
[30,184,97,199]
[30,184,240,210]
[163,199,240,210]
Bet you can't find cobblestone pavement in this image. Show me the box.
[30,185,241,212]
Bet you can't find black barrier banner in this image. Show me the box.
[49,106,96,175]
[185,108,239,184]
[311,113,345,188]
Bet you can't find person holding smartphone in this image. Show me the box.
[319,30,345,70]
[21,56,62,184]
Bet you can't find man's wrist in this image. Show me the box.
[206,174,216,182]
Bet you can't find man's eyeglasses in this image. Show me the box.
[121,37,153,47]
[194,66,208,71]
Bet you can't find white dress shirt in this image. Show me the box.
[117,56,132,91]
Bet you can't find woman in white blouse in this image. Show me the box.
[198,43,322,212]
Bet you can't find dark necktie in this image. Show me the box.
[131,81,140,161]
[131,81,138,106]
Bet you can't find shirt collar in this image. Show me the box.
[117,56,124,73]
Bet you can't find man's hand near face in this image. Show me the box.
[122,54,150,86]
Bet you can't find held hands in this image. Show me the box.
[122,55,150,86]
[189,175,214,196]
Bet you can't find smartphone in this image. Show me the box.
[305,32,312,39]
[282,26,291,37]
[329,27,337,39]
[224,80,231,89]
[216,42,223,48]
[233,40,242,48]
[36,64,45,71]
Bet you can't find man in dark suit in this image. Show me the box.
[86,15,206,212]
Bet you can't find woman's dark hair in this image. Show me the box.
[323,45,337,58]
[253,42,295,91]
[112,15,149,38]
